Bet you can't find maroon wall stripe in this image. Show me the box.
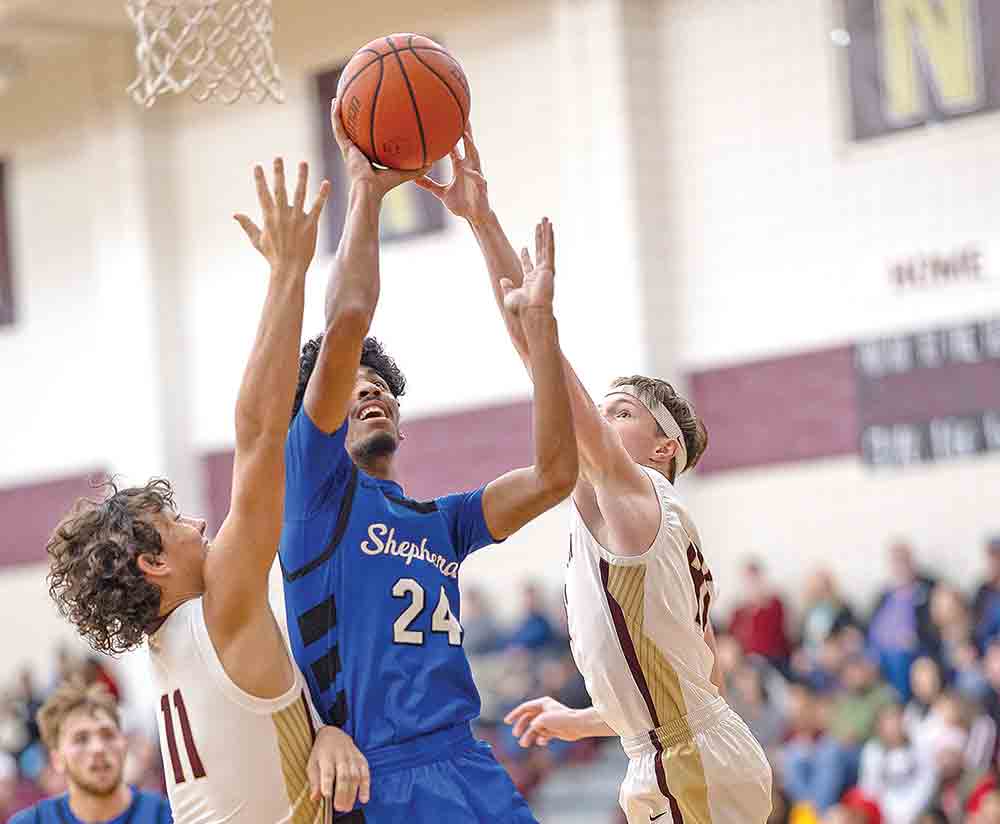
[0,471,105,569]
[599,559,660,728]
[202,400,534,533]
[689,347,858,474]
[858,359,1000,427]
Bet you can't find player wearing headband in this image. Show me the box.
[416,133,772,824]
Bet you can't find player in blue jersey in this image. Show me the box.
[279,100,578,823]
[9,680,172,824]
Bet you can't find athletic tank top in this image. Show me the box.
[565,465,720,739]
[147,599,327,824]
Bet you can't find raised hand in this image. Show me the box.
[412,124,491,223]
[499,217,555,317]
[234,158,330,276]
[331,97,431,199]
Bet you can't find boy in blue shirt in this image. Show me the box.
[279,101,578,821]
[10,680,171,824]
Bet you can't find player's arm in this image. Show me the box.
[478,219,578,539]
[304,98,430,433]
[415,134,647,490]
[505,697,616,747]
[203,160,330,633]
[416,136,654,546]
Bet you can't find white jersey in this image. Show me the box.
[147,599,327,824]
[565,465,720,739]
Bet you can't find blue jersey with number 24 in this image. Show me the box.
[279,408,499,752]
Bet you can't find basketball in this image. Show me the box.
[336,34,471,171]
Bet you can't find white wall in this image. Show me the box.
[660,0,1000,371]
[657,0,1000,611]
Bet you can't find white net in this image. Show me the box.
[126,0,284,107]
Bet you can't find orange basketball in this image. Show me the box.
[336,34,471,171]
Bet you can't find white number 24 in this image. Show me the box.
[392,578,463,646]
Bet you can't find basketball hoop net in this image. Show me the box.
[125,0,284,107]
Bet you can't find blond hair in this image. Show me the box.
[37,679,120,751]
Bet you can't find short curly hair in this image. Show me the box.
[47,478,176,655]
[37,679,120,751]
[292,334,406,422]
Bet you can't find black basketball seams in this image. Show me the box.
[384,36,428,168]
[370,57,384,165]
[407,43,467,131]
[337,53,383,103]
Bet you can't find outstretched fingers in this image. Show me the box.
[307,180,332,223]
[293,161,308,213]
[273,157,288,209]
[253,164,274,213]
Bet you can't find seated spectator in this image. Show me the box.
[952,641,991,705]
[461,586,504,656]
[793,632,851,695]
[974,537,1000,648]
[868,542,938,702]
[904,657,944,740]
[916,691,996,776]
[506,583,555,652]
[730,558,793,669]
[929,584,975,676]
[829,652,898,749]
[782,685,856,812]
[802,570,858,655]
[982,641,1000,732]
[730,662,786,753]
[858,703,937,824]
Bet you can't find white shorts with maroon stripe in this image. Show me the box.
[618,698,772,824]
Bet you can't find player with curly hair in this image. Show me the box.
[46,158,380,822]
[275,100,578,823]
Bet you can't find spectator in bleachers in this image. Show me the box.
[929,584,975,676]
[829,652,897,751]
[858,703,937,824]
[802,571,858,656]
[904,658,945,742]
[781,684,855,812]
[869,542,938,702]
[8,680,170,824]
[729,558,793,669]
[506,583,556,652]
[974,538,1000,649]
[952,641,991,705]
[461,586,504,656]
[730,661,786,754]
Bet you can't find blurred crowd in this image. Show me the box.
[5,535,1000,823]
[0,646,165,821]
[723,537,1000,824]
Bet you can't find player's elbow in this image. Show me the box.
[537,457,578,505]
[325,301,373,340]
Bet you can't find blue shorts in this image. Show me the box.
[336,723,539,823]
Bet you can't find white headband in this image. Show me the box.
[605,385,688,473]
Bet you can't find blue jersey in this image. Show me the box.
[9,789,172,824]
[280,408,499,752]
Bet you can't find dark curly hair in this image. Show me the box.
[292,334,406,422]
[47,478,176,655]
